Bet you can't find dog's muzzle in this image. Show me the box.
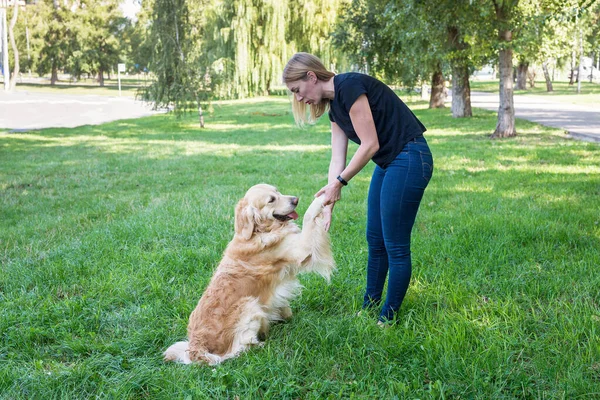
[273,211,299,221]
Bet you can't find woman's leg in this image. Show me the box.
[363,165,388,309]
[378,138,433,322]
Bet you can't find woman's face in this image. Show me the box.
[286,72,322,105]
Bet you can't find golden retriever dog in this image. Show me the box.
[164,184,335,365]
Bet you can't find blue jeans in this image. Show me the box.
[363,136,433,322]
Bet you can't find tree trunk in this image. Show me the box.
[51,63,58,85]
[8,0,19,91]
[429,69,446,109]
[98,70,104,87]
[197,104,205,128]
[194,92,205,128]
[516,61,528,90]
[542,60,553,92]
[569,50,576,85]
[492,30,516,138]
[51,0,59,86]
[451,63,472,118]
[527,69,536,88]
[447,26,472,117]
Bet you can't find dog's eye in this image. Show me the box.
[268,196,275,203]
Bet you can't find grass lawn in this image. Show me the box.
[1,97,599,398]
[470,80,600,106]
[9,81,143,97]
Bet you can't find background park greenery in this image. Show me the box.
[2,0,600,397]
[1,96,599,398]
[8,0,600,93]
[5,0,599,137]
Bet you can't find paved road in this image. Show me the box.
[0,90,163,130]
[466,91,600,142]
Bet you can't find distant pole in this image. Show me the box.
[1,8,9,92]
[597,50,600,82]
[25,7,31,78]
[117,63,125,97]
[576,8,583,94]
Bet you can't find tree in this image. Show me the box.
[216,0,288,97]
[286,0,344,69]
[78,0,124,86]
[491,0,520,138]
[333,0,439,104]
[333,0,405,79]
[124,0,153,75]
[335,0,495,116]
[587,1,600,81]
[15,3,42,79]
[511,1,546,90]
[141,0,214,126]
[533,1,578,92]
[203,0,342,98]
[37,0,78,85]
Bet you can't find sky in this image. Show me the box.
[120,0,141,21]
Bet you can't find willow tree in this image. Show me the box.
[142,0,213,126]
[234,0,287,96]
[204,0,288,98]
[205,0,343,98]
[286,0,343,69]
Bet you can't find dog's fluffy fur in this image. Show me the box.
[164,184,335,365]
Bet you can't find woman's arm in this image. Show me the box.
[316,94,379,206]
[328,121,349,185]
[338,94,379,182]
[318,122,348,231]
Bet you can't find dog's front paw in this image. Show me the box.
[305,196,325,220]
[314,214,327,229]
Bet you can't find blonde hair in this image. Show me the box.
[283,52,335,126]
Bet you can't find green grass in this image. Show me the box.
[10,81,143,97]
[1,97,599,399]
[470,80,600,106]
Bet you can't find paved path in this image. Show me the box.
[466,91,600,142]
[0,90,163,131]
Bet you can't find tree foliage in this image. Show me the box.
[77,0,125,86]
[37,0,79,84]
[203,0,343,98]
[333,0,496,115]
[15,0,127,86]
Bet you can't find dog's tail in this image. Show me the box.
[163,341,192,364]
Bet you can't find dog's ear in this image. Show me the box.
[235,198,256,240]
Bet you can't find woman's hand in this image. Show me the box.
[315,181,343,207]
[320,204,333,232]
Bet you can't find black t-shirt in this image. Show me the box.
[328,72,426,168]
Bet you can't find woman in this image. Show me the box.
[283,52,433,325]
